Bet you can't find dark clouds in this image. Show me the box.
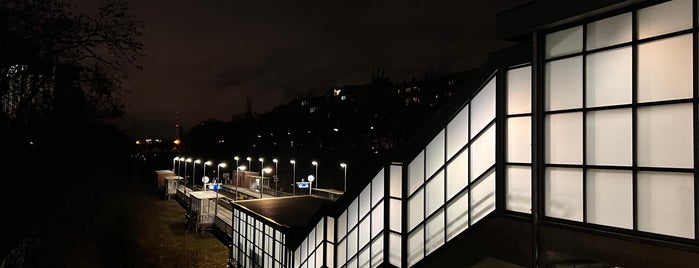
[72,0,530,138]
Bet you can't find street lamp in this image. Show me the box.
[307,175,315,196]
[203,160,212,179]
[217,162,227,184]
[261,167,272,198]
[311,161,318,189]
[259,158,264,174]
[272,158,279,192]
[234,156,240,187]
[185,158,192,187]
[172,157,178,172]
[340,163,347,192]
[246,157,252,172]
[237,165,246,199]
[193,159,201,186]
[290,160,296,195]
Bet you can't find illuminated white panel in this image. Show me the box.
[316,220,324,248]
[446,191,469,241]
[638,103,694,168]
[390,165,402,198]
[389,233,401,267]
[471,171,495,224]
[425,210,445,255]
[425,169,445,217]
[348,199,358,229]
[446,148,469,200]
[347,257,357,268]
[426,130,445,178]
[309,252,315,268]
[638,171,695,239]
[408,188,424,231]
[506,166,531,214]
[347,228,357,258]
[338,211,347,240]
[407,226,424,267]
[358,218,370,253]
[507,116,531,163]
[587,12,632,49]
[447,104,469,159]
[546,26,583,58]
[507,66,531,115]
[638,0,692,39]
[371,234,383,268]
[471,124,496,181]
[390,199,402,232]
[327,243,334,268]
[371,169,384,207]
[587,169,632,229]
[546,112,582,164]
[545,168,583,221]
[371,201,384,239]
[408,151,425,195]
[470,77,496,138]
[337,239,346,268]
[545,57,582,111]
[586,47,632,107]
[327,217,335,243]
[638,34,693,103]
[587,108,632,166]
[360,185,371,219]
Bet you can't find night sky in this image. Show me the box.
[72,0,529,138]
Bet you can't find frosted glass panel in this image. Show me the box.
[327,217,335,243]
[370,234,383,268]
[506,166,531,214]
[390,199,402,232]
[587,108,632,166]
[471,171,496,224]
[507,66,531,114]
[338,211,347,240]
[507,116,531,163]
[425,210,445,255]
[389,233,401,267]
[371,169,384,207]
[426,129,445,178]
[471,77,496,138]
[358,248,369,268]
[360,185,371,219]
[446,148,469,200]
[638,103,694,168]
[586,47,632,107]
[371,201,384,239]
[358,218,370,251]
[546,26,583,58]
[638,0,692,39]
[546,112,582,164]
[317,220,324,247]
[587,13,632,49]
[348,199,358,229]
[337,239,346,268]
[347,228,357,258]
[407,226,424,267]
[347,257,357,268]
[327,243,334,268]
[389,165,402,198]
[638,34,693,102]
[587,169,632,229]
[545,168,583,221]
[425,169,445,216]
[471,124,496,181]
[408,151,425,195]
[638,171,694,238]
[408,188,424,231]
[446,191,469,241]
[545,57,583,111]
[447,104,469,159]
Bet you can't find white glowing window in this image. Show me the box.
[337,239,346,268]
[359,185,371,219]
[358,218,370,251]
[637,103,694,168]
[446,148,468,200]
[586,47,632,107]
[471,171,496,224]
[638,0,692,39]
[348,199,358,229]
[586,108,632,166]
[370,234,383,268]
[390,165,402,198]
[546,26,583,58]
[545,57,582,111]
[506,166,531,214]
[338,211,347,240]
[586,169,633,229]
[638,171,695,239]
[507,116,531,163]
[470,124,496,181]
[347,228,357,258]
[638,34,693,103]
[425,169,445,217]
[390,199,402,232]
[447,104,469,159]
[426,129,445,178]
[389,233,401,267]
[545,168,583,221]
[470,77,496,138]
[407,226,424,267]
[408,151,425,195]
[546,112,582,165]
[507,66,531,115]
[586,12,632,49]
[408,188,424,231]
[446,191,469,241]
[425,210,445,255]
[371,201,383,238]
[371,169,384,207]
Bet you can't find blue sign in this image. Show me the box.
[297,182,309,189]
[208,184,221,190]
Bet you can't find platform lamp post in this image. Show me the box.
[272,158,278,192]
[185,158,192,187]
[237,165,246,199]
[203,160,212,180]
[340,163,347,192]
[234,156,240,186]
[172,157,178,172]
[246,157,252,172]
[218,162,227,185]
[261,167,272,198]
[307,175,315,196]
[311,161,318,189]
[177,157,183,176]
[290,160,296,195]
[194,159,202,185]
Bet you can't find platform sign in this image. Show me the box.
[297,182,309,189]
[208,183,221,190]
